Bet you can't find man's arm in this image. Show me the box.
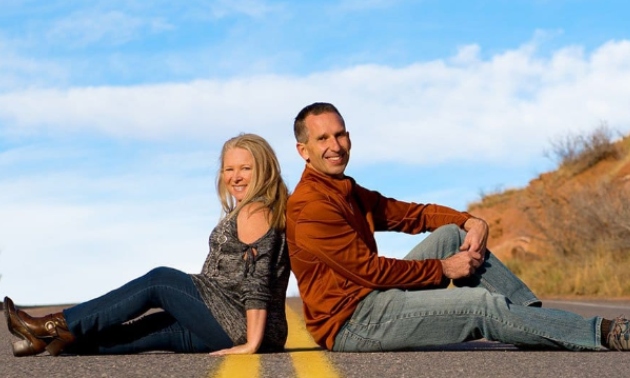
[359,185,470,234]
[364,186,487,280]
[294,200,444,289]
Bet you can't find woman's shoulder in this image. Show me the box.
[238,201,270,223]
[236,201,274,244]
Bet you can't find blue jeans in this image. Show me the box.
[63,267,233,354]
[333,225,604,352]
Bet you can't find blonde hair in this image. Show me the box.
[217,133,289,230]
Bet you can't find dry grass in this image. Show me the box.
[523,181,630,259]
[491,126,630,297]
[505,246,630,297]
[469,188,519,211]
[545,122,621,176]
[517,172,630,297]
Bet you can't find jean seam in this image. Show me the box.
[338,327,383,352]
[478,267,543,307]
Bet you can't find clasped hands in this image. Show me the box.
[440,218,489,280]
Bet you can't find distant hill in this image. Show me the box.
[468,132,630,263]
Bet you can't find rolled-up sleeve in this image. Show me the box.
[241,231,282,310]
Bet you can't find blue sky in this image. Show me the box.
[1,0,630,304]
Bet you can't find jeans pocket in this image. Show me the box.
[336,328,383,352]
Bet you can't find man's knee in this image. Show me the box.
[429,224,465,256]
[405,224,465,260]
[433,224,465,239]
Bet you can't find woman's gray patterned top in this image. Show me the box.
[190,211,290,351]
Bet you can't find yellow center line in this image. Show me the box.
[209,304,341,378]
[212,354,260,378]
[285,305,341,378]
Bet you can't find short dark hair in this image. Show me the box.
[293,102,345,143]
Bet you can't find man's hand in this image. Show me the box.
[440,217,489,279]
[460,217,489,260]
[440,251,483,279]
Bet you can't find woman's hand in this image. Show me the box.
[209,343,258,356]
[210,308,267,356]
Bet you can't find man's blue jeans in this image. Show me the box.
[63,267,233,354]
[333,225,604,352]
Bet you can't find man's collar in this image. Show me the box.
[301,165,354,196]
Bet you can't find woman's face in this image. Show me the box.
[222,147,254,203]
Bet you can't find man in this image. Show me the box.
[286,101,630,352]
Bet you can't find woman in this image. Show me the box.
[4,133,290,357]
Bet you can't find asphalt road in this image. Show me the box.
[2,298,630,378]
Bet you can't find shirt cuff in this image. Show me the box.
[244,299,268,310]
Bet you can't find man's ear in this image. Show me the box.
[296,142,310,162]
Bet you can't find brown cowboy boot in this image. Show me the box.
[4,297,47,357]
[4,296,75,357]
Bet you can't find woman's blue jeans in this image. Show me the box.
[333,225,604,352]
[63,267,233,354]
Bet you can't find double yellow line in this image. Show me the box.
[212,305,340,377]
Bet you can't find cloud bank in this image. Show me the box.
[2,39,630,166]
[2,38,630,304]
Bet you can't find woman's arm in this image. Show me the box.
[210,203,273,355]
[209,309,267,355]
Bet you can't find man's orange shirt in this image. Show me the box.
[286,166,471,349]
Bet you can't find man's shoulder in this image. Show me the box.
[288,180,329,205]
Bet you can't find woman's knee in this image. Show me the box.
[144,266,185,283]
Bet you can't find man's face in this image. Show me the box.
[297,112,351,178]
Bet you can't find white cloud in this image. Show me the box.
[6,39,629,166]
[0,37,68,90]
[46,10,172,47]
[209,0,282,19]
[335,0,403,12]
